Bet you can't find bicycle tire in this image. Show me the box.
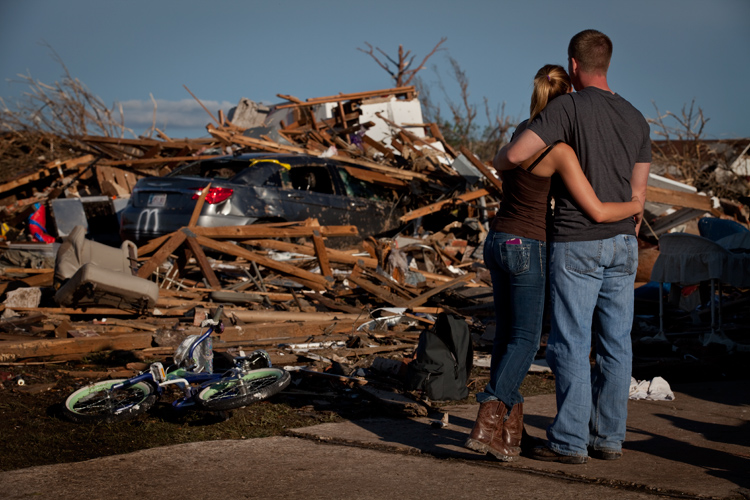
[63,379,158,423]
[194,368,291,411]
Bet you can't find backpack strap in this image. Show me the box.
[525,140,564,173]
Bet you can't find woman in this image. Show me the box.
[464,64,641,461]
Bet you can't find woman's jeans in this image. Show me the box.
[545,235,637,457]
[476,230,546,408]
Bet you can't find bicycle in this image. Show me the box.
[62,306,291,423]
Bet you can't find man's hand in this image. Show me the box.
[634,210,644,235]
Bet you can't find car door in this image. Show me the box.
[334,167,400,237]
[278,164,352,227]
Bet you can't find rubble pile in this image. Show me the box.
[0,86,504,410]
[1,86,749,407]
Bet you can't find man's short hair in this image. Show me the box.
[568,29,612,75]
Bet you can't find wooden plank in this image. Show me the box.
[21,273,53,287]
[1,268,53,275]
[136,233,172,256]
[124,170,139,193]
[347,275,407,307]
[141,144,163,159]
[137,230,188,278]
[403,272,476,308]
[228,310,363,323]
[646,185,717,214]
[0,169,58,194]
[98,155,220,168]
[208,126,308,155]
[343,165,406,188]
[0,332,153,359]
[459,146,503,194]
[192,224,358,239]
[363,270,416,300]
[188,183,211,228]
[275,86,416,108]
[241,238,378,268]
[361,135,396,160]
[431,123,458,158]
[311,229,333,278]
[399,189,490,222]
[95,165,112,189]
[80,135,215,148]
[193,234,329,290]
[96,319,160,332]
[375,111,448,157]
[9,307,148,316]
[218,321,356,342]
[183,84,221,126]
[0,313,46,332]
[45,154,96,170]
[185,235,221,289]
[207,125,429,182]
[308,292,364,314]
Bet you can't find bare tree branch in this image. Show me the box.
[402,37,447,86]
[358,38,447,87]
[358,43,396,81]
[0,43,134,140]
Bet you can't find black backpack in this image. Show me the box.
[404,313,473,400]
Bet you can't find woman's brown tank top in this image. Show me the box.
[489,141,562,242]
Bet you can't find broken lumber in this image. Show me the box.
[0,332,153,360]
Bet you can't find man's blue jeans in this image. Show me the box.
[477,230,546,408]
[546,235,637,457]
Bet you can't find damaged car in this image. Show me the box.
[119,152,405,245]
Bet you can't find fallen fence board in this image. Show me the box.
[0,332,153,359]
[400,189,490,222]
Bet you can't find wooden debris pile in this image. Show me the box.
[0,213,493,412]
[0,86,498,243]
[0,86,505,408]
[2,85,749,409]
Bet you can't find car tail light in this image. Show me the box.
[193,187,233,204]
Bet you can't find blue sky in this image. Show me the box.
[2,0,748,141]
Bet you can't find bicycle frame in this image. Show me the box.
[63,305,290,423]
[108,306,236,410]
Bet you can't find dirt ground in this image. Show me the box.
[0,357,556,472]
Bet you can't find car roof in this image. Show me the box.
[215,152,342,168]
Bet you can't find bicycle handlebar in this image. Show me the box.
[199,306,224,328]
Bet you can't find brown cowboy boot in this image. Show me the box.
[496,402,523,460]
[464,400,506,454]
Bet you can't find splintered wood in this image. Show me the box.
[2,84,743,385]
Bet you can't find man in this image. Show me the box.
[493,29,651,464]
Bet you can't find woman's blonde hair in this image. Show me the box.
[529,64,571,122]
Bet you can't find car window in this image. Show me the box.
[232,162,285,187]
[338,169,391,201]
[288,166,335,194]
[168,159,245,179]
[200,161,246,179]
[168,160,202,177]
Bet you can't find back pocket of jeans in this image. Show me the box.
[500,241,530,275]
[564,240,602,273]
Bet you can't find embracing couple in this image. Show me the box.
[465,29,652,464]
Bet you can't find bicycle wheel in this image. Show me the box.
[63,379,158,423]
[194,368,291,411]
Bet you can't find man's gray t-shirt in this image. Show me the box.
[528,86,651,242]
